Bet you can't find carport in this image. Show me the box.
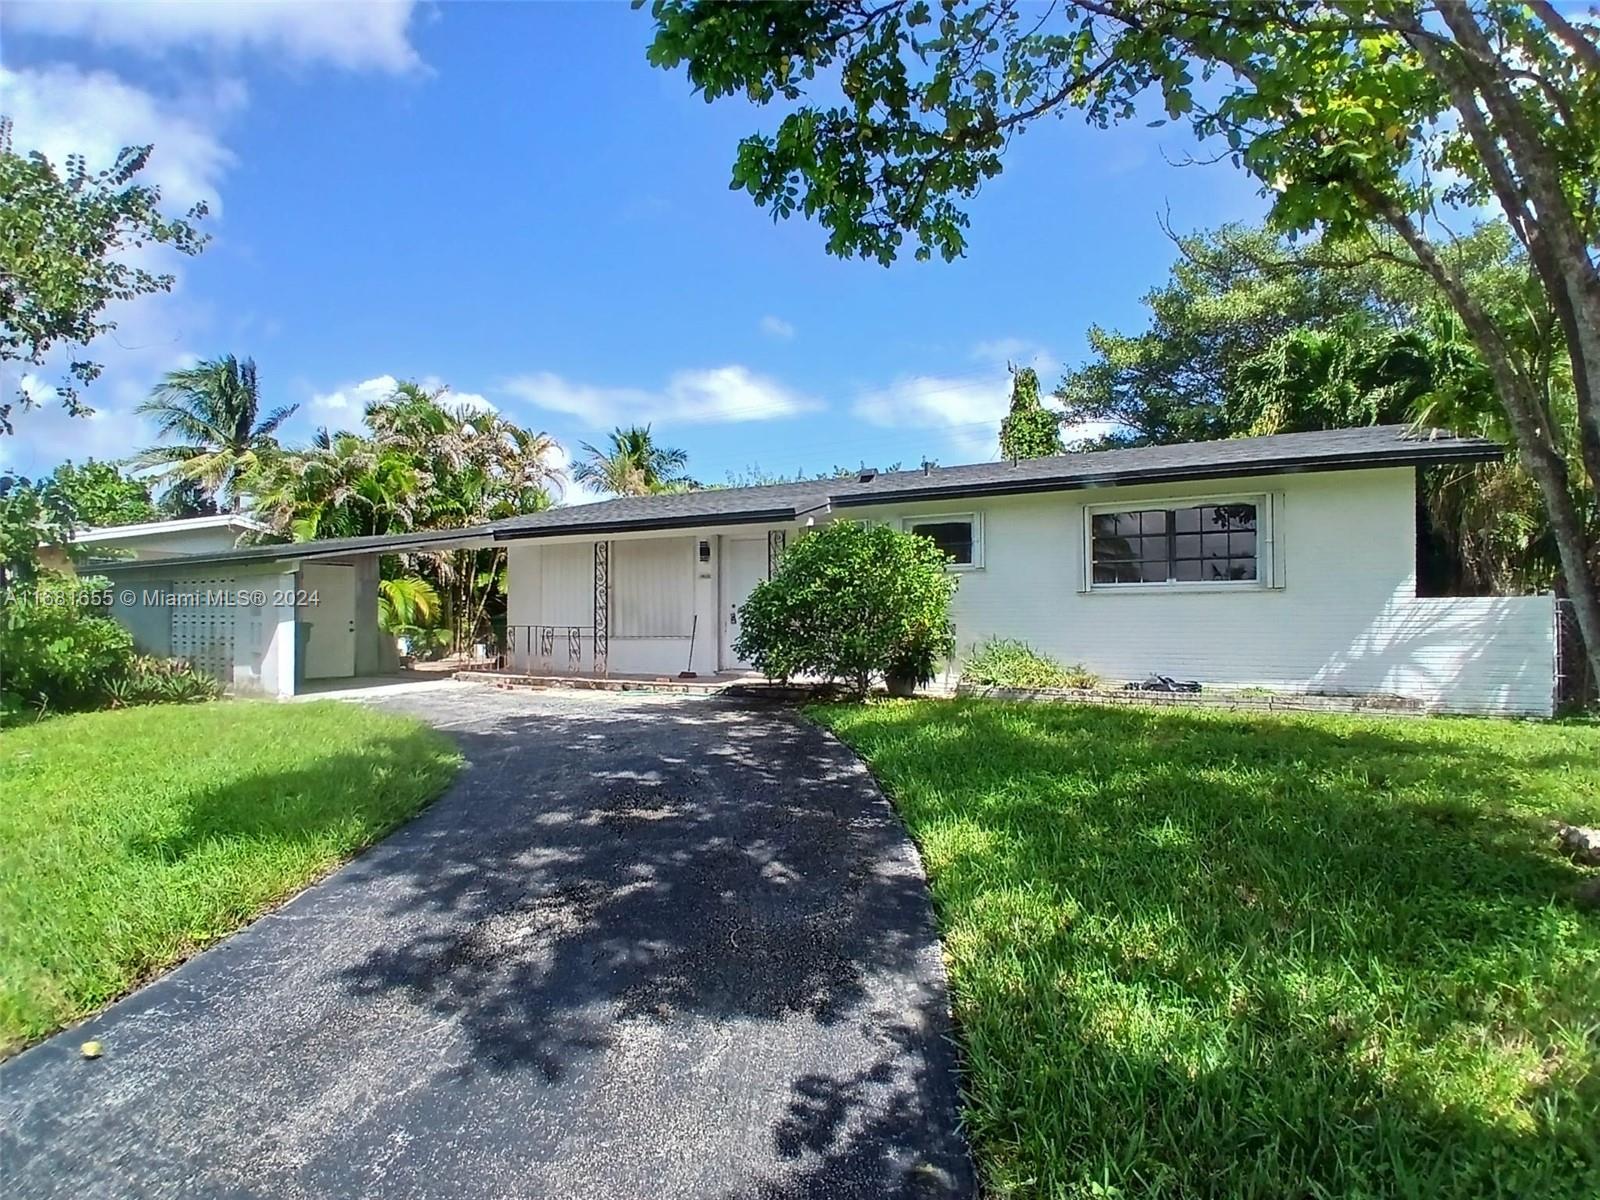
[93,527,494,697]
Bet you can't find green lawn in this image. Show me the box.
[0,701,459,1054]
[812,699,1600,1200]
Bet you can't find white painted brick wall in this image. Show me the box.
[849,467,1555,717]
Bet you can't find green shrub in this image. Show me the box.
[103,656,223,709]
[734,521,958,696]
[1,574,134,719]
[961,638,1098,690]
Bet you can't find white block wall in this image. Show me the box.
[847,467,1556,717]
[499,468,1555,715]
[506,532,749,677]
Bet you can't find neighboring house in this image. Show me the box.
[43,514,270,571]
[91,427,1561,716]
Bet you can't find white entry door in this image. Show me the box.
[302,563,357,679]
[720,536,768,670]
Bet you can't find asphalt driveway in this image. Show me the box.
[0,684,973,1199]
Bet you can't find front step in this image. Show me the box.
[453,669,740,696]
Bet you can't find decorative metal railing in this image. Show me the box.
[488,624,594,675]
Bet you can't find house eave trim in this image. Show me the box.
[828,446,1502,508]
[491,507,803,542]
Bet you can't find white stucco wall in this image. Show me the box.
[847,466,1555,716]
[78,524,259,560]
[500,467,1555,715]
[106,562,299,697]
[504,525,791,677]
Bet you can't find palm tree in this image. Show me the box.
[572,425,690,496]
[133,355,297,511]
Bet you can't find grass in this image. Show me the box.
[0,700,459,1055]
[811,699,1600,1199]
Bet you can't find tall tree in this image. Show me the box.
[573,424,691,496]
[998,366,1063,460]
[644,0,1600,681]
[133,355,296,512]
[0,120,208,432]
[43,459,156,529]
[244,380,564,653]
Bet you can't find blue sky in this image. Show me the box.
[1,1,1270,499]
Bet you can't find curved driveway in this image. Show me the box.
[1,684,973,1199]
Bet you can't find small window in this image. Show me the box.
[904,514,979,567]
[1090,500,1259,586]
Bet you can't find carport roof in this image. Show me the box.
[86,525,496,571]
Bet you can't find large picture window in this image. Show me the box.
[1090,501,1259,586]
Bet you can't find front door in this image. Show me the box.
[720,536,768,670]
[302,562,357,679]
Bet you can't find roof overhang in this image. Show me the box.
[491,505,824,542]
[87,526,496,572]
[828,443,1503,508]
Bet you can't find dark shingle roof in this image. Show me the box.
[825,424,1498,507]
[91,426,1502,567]
[88,525,496,572]
[491,425,1498,539]
[490,479,837,538]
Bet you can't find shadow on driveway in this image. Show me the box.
[1,686,974,1199]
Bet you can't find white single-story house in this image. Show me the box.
[42,513,269,572]
[92,426,1563,715]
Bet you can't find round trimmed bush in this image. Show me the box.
[734,521,957,696]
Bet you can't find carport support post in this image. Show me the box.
[593,540,609,676]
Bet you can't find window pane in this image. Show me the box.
[1094,536,1137,561]
[1091,512,1126,537]
[1201,532,1230,559]
[1140,510,1169,535]
[1174,558,1203,582]
[910,520,973,564]
[1139,560,1170,583]
[1172,506,1201,533]
[1212,503,1257,530]
[1230,531,1256,558]
[1094,561,1143,584]
[1174,533,1201,560]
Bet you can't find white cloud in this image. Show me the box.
[309,375,497,419]
[1,373,161,475]
[545,442,605,507]
[852,372,1010,462]
[311,374,399,414]
[1,64,237,215]
[759,314,796,340]
[501,365,821,429]
[5,1,422,73]
[851,340,1068,463]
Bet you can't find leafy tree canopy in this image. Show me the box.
[644,0,1600,684]
[43,460,156,529]
[0,120,208,432]
[133,355,296,513]
[573,424,693,496]
[998,366,1063,460]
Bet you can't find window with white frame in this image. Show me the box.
[1088,499,1262,586]
[903,513,980,568]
